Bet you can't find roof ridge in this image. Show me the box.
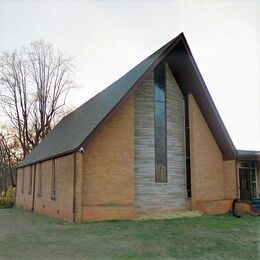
[18,33,183,168]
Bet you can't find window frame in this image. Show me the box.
[51,159,57,200]
[38,163,42,197]
[21,168,25,193]
[154,62,167,183]
[28,165,33,195]
[184,95,191,197]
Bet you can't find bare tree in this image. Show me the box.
[0,41,74,158]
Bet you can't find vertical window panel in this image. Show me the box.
[154,63,167,183]
[154,84,165,102]
[21,168,24,193]
[29,166,32,194]
[154,102,166,128]
[51,159,57,200]
[184,95,191,197]
[38,163,42,197]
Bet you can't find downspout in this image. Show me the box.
[73,152,76,223]
[32,165,36,211]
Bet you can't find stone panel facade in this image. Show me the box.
[134,63,186,214]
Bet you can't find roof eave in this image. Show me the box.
[17,148,78,169]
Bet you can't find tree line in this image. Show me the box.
[0,41,74,201]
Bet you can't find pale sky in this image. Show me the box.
[0,0,259,150]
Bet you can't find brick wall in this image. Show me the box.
[189,94,224,202]
[16,72,240,221]
[188,94,236,214]
[81,94,137,221]
[16,166,33,210]
[223,160,237,199]
[16,154,74,221]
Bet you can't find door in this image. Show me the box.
[239,168,251,200]
[251,169,257,198]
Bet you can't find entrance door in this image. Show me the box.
[239,168,251,200]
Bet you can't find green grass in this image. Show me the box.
[0,209,259,259]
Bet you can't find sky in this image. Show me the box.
[0,0,259,150]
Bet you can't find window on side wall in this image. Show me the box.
[38,163,42,197]
[21,168,25,193]
[51,159,57,200]
[29,166,33,194]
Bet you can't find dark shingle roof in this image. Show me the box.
[19,32,240,168]
[18,35,179,167]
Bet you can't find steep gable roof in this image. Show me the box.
[19,33,236,168]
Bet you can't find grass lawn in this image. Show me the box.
[0,209,259,259]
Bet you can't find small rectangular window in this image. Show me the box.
[38,163,42,197]
[21,168,24,193]
[29,166,33,194]
[51,159,57,200]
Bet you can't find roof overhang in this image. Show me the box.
[18,33,240,168]
[165,36,237,160]
[237,150,260,162]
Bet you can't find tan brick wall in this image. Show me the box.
[223,160,237,199]
[82,94,137,221]
[16,154,74,221]
[188,94,236,214]
[189,94,224,202]
[16,166,33,210]
[16,90,239,220]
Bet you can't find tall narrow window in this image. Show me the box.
[51,159,57,200]
[38,163,42,197]
[29,166,33,194]
[184,95,191,197]
[21,168,24,193]
[154,63,167,182]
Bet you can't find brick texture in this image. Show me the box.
[188,94,236,214]
[16,154,74,221]
[223,160,237,199]
[16,166,33,210]
[82,94,137,221]
[16,77,240,221]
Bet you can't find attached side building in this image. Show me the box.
[16,33,259,222]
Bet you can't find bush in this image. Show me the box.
[0,188,15,208]
[0,197,15,208]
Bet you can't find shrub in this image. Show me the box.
[0,188,15,208]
